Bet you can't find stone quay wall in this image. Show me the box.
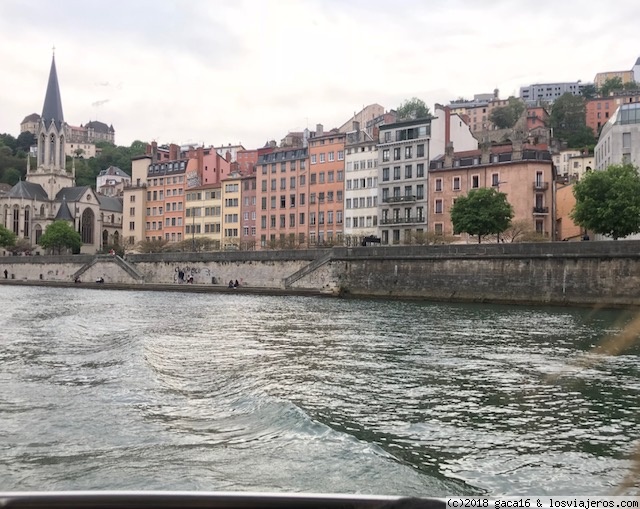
[1,241,640,306]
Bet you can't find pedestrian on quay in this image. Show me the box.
[3,269,7,279]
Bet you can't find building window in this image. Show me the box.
[492,173,499,187]
[405,146,412,159]
[435,178,442,192]
[393,147,401,161]
[472,175,479,188]
[393,166,401,180]
[311,154,317,164]
[435,199,443,214]
[417,144,425,158]
[319,153,326,163]
[405,165,412,179]
[382,149,390,162]
[453,177,461,191]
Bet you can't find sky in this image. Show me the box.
[1,0,639,150]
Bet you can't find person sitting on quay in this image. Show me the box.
[234,279,240,288]
[228,280,234,288]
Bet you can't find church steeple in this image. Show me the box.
[41,52,64,129]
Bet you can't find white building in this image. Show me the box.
[377,105,477,245]
[97,166,132,197]
[552,149,581,177]
[343,122,379,246]
[595,103,640,170]
[519,81,586,104]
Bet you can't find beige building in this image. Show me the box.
[122,155,149,247]
[221,173,243,249]
[428,142,555,241]
[185,183,223,250]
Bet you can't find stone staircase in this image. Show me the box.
[72,254,145,282]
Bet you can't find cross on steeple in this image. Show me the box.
[52,44,55,56]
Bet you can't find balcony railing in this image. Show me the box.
[533,206,549,214]
[533,181,549,190]
[383,195,417,204]
[380,216,425,225]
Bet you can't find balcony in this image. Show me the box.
[533,206,549,214]
[533,181,549,190]
[382,195,417,204]
[380,216,425,225]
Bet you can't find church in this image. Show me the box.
[1,54,123,254]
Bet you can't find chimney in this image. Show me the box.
[444,142,454,168]
[512,139,523,161]
[316,123,323,137]
[481,141,491,165]
[225,150,232,162]
[188,146,196,160]
[197,146,204,173]
[169,143,179,161]
[151,141,158,163]
[352,120,360,132]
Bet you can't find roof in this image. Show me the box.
[85,120,114,133]
[97,195,123,212]
[7,181,49,201]
[41,55,64,129]
[98,166,130,178]
[55,186,93,202]
[21,113,40,124]
[430,143,543,161]
[54,200,74,221]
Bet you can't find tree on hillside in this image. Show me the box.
[450,187,514,243]
[15,132,36,155]
[396,97,431,120]
[580,84,598,100]
[571,163,640,240]
[488,97,525,129]
[39,221,82,254]
[0,224,16,248]
[549,93,595,148]
[599,77,624,97]
[0,168,21,186]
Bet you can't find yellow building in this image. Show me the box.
[122,155,150,247]
[594,70,635,89]
[185,183,222,250]
[221,173,243,250]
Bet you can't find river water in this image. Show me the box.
[0,285,638,496]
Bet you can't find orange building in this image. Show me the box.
[555,180,584,241]
[256,146,309,248]
[586,93,640,135]
[307,126,345,246]
[428,142,555,241]
[145,157,186,243]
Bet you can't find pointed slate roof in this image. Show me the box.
[7,181,49,201]
[55,200,74,221]
[97,195,123,212]
[98,166,129,178]
[41,55,64,129]
[55,186,92,203]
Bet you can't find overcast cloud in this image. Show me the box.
[1,0,639,149]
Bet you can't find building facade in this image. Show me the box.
[519,82,586,104]
[343,124,379,246]
[428,142,555,241]
[595,103,640,170]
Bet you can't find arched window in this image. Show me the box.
[113,231,119,246]
[59,135,65,168]
[49,134,56,165]
[81,208,94,244]
[102,229,109,246]
[40,205,45,217]
[12,206,19,235]
[23,206,30,238]
[39,134,46,165]
[34,225,43,245]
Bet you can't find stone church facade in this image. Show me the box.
[1,54,123,255]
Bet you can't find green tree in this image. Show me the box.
[623,81,640,91]
[599,77,624,97]
[0,168,21,185]
[580,84,598,100]
[571,163,640,240]
[450,187,514,243]
[0,133,17,154]
[15,132,35,154]
[488,97,525,129]
[0,224,16,248]
[396,97,431,120]
[39,220,82,254]
[550,93,588,146]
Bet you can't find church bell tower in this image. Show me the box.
[28,51,75,198]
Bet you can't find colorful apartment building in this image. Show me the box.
[344,123,379,246]
[240,175,257,250]
[145,158,187,243]
[185,183,222,249]
[428,142,555,241]
[122,155,150,246]
[377,105,477,245]
[221,173,243,249]
[307,127,346,246]
[256,146,309,248]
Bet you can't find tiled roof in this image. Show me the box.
[55,186,92,202]
[97,195,123,212]
[7,181,49,201]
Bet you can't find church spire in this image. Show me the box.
[41,52,64,128]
